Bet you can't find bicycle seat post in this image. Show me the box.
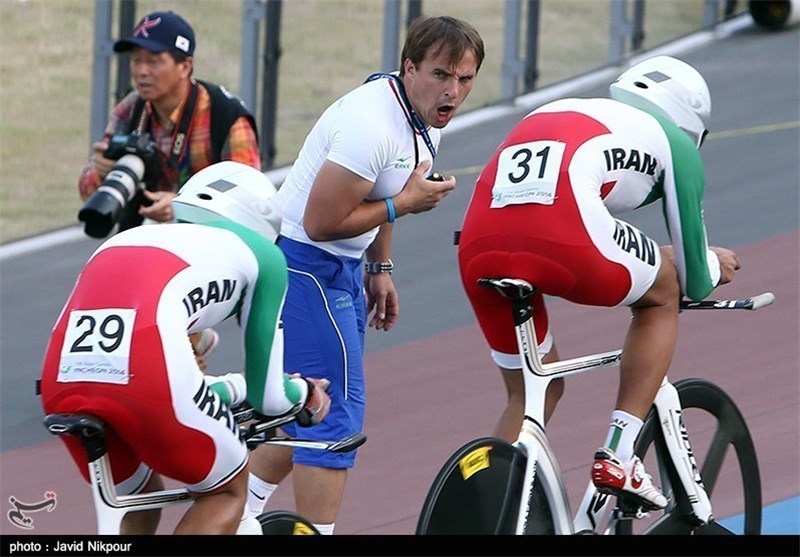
[44,413,130,533]
[478,278,551,429]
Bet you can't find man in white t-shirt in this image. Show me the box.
[246,15,485,534]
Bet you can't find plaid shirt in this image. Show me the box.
[79,80,260,199]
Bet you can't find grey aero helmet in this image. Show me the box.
[609,55,711,149]
[172,161,281,242]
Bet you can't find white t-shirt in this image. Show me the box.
[275,75,441,258]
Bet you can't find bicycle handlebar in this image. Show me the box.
[252,431,368,453]
[679,292,775,311]
[231,402,365,454]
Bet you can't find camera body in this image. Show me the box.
[78,132,163,238]
[102,132,162,185]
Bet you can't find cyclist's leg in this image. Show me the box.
[122,316,250,534]
[494,346,563,442]
[120,472,164,534]
[174,467,248,534]
[459,250,567,441]
[494,366,524,442]
[617,246,680,422]
[145,378,249,535]
[553,215,673,432]
[592,246,677,510]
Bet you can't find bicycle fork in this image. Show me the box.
[573,378,714,533]
[651,376,713,525]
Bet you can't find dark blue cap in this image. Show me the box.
[113,11,195,56]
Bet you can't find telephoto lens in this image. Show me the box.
[78,155,145,238]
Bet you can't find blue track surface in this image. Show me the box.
[720,496,800,535]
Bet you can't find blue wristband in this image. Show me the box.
[385,198,396,223]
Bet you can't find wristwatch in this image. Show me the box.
[364,259,394,275]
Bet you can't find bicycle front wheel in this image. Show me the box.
[617,378,761,535]
[257,510,320,535]
[416,437,527,534]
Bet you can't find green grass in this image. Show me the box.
[0,0,739,244]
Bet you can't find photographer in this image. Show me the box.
[78,10,261,368]
[78,10,261,232]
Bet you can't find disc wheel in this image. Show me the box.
[257,510,320,535]
[615,378,761,535]
[416,437,527,534]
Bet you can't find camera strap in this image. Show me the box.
[129,82,199,186]
[169,81,199,172]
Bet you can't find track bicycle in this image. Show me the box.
[417,277,774,535]
[44,401,366,535]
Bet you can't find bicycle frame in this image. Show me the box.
[493,278,715,534]
[417,278,771,535]
[45,410,365,535]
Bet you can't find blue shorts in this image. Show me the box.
[277,237,366,468]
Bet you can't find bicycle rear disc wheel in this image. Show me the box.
[416,437,526,534]
[617,378,761,535]
[257,510,320,535]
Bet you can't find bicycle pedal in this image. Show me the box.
[613,506,650,520]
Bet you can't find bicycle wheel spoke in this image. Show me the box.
[698,427,730,495]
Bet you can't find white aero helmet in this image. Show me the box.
[173,161,281,242]
[610,55,711,148]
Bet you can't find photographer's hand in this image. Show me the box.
[91,140,115,180]
[140,190,178,223]
[78,140,116,201]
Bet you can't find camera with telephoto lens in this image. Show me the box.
[78,132,162,238]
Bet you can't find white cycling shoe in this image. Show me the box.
[591,447,668,511]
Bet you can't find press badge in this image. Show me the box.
[491,140,565,208]
[58,308,137,385]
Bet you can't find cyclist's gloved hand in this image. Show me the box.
[296,377,331,427]
[205,372,248,407]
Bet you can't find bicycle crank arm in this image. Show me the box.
[680,292,775,311]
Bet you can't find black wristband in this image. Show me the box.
[364,259,394,275]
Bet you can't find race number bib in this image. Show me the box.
[491,140,565,208]
[58,308,136,385]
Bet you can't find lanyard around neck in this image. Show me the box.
[364,72,436,160]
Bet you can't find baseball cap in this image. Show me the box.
[113,11,195,56]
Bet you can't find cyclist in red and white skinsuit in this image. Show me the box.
[458,56,741,510]
[40,162,330,534]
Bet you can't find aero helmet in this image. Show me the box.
[610,55,711,148]
[173,161,281,241]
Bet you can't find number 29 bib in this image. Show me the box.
[58,308,137,385]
